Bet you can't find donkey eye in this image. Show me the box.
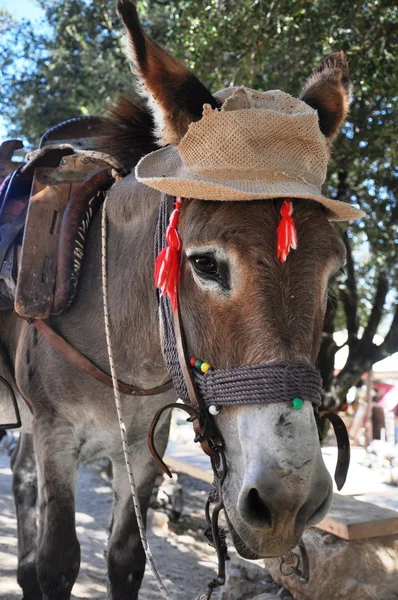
[191,255,218,275]
[188,252,230,290]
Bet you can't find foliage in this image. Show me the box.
[0,0,397,402]
[0,1,130,144]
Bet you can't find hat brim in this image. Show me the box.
[136,146,364,221]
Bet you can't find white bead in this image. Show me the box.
[209,405,221,416]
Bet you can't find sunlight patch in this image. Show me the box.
[76,512,95,524]
[93,486,112,494]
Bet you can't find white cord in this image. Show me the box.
[101,198,175,600]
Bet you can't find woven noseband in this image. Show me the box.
[193,362,322,408]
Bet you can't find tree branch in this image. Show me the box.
[374,303,398,362]
[359,271,389,347]
[335,299,397,402]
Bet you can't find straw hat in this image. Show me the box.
[136,86,364,221]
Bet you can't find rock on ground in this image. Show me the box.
[265,528,398,600]
[220,556,292,600]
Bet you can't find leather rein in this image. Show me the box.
[15,315,173,406]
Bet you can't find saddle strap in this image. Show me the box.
[16,315,173,397]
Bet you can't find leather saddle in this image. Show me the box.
[0,116,121,317]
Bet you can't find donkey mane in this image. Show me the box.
[98,96,158,171]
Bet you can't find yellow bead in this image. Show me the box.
[200,362,211,373]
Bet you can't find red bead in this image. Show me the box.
[190,357,196,367]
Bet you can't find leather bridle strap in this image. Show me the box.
[16,315,173,397]
[172,299,228,594]
[148,302,226,469]
[172,301,222,457]
[319,410,350,491]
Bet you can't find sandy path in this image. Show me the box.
[0,451,220,600]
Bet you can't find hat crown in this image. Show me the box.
[135,85,364,221]
[177,87,328,189]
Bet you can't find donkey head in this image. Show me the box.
[118,0,349,558]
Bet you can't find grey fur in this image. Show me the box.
[1,179,174,599]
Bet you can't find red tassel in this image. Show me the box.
[154,197,183,311]
[277,199,298,263]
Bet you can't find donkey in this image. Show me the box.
[0,1,359,598]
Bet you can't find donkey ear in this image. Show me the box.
[299,52,351,140]
[117,0,219,145]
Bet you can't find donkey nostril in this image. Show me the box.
[245,488,273,528]
[306,490,331,526]
[296,488,332,532]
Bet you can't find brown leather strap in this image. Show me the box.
[319,410,350,491]
[53,167,114,314]
[172,302,201,410]
[148,401,199,477]
[172,301,218,457]
[16,314,173,397]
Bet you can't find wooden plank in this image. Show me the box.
[165,456,213,485]
[317,493,398,540]
[166,455,398,541]
[165,453,398,541]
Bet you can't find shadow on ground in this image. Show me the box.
[0,452,220,600]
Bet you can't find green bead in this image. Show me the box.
[195,359,203,370]
[292,397,304,410]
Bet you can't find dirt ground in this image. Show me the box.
[0,450,222,600]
